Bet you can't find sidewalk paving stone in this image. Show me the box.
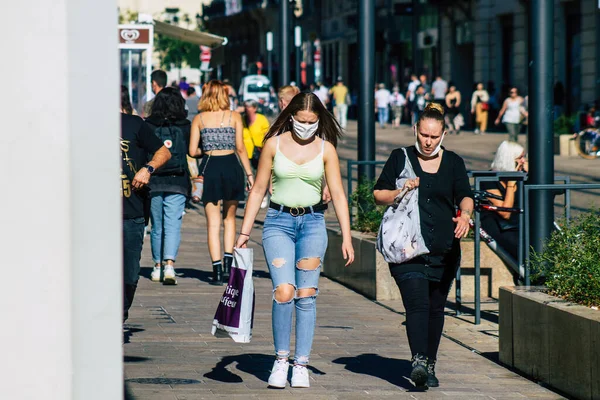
[124,179,566,399]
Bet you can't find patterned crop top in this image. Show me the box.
[199,111,236,152]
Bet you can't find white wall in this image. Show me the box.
[0,1,122,399]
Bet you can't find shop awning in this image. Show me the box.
[153,20,227,48]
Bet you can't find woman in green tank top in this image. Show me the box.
[235,92,355,389]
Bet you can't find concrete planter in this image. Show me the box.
[558,133,578,156]
[322,227,400,301]
[499,287,600,400]
[322,228,515,301]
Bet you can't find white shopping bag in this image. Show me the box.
[211,247,255,343]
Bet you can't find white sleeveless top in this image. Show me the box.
[502,98,522,124]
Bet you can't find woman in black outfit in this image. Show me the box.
[145,87,192,285]
[373,103,474,388]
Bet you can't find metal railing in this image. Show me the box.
[456,171,527,324]
[457,174,597,325]
[346,160,386,226]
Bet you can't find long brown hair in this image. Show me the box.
[198,80,230,112]
[264,92,342,147]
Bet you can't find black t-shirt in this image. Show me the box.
[375,146,473,269]
[121,114,164,219]
[480,180,520,229]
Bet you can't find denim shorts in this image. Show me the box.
[262,208,328,294]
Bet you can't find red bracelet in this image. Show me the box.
[240,233,250,237]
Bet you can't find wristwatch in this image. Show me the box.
[144,164,155,174]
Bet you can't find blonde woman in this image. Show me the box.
[278,85,300,110]
[374,103,473,388]
[189,80,254,285]
[480,141,527,261]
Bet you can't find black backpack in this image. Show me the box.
[151,120,188,175]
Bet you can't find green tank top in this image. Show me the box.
[270,137,325,207]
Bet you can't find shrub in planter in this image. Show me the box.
[350,179,385,233]
[530,210,600,307]
[553,114,577,136]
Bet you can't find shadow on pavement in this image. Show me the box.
[123,326,145,344]
[204,353,325,384]
[140,267,214,283]
[332,353,418,391]
[140,266,271,284]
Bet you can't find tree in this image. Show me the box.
[154,34,200,70]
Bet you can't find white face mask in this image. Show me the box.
[291,116,319,140]
[414,127,445,157]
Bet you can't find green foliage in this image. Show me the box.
[350,179,385,233]
[119,9,138,24]
[154,34,201,70]
[530,210,600,307]
[553,114,577,136]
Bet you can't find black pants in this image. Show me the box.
[123,217,145,321]
[392,268,455,361]
[481,217,519,260]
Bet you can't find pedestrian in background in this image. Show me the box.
[235,92,355,389]
[329,77,350,129]
[419,74,431,97]
[406,74,421,124]
[411,85,427,125]
[390,86,406,129]
[374,103,473,388]
[495,87,527,142]
[120,85,171,321]
[143,69,167,117]
[243,99,270,170]
[375,83,392,128]
[471,83,490,134]
[278,85,300,111]
[223,79,238,111]
[242,100,271,209]
[313,81,329,106]
[185,86,200,122]
[145,87,192,286]
[445,84,463,134]
[189,80,254,285]
[431,76,448,106]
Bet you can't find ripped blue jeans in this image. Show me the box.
[262,207,328,365]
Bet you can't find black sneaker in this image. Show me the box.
[427,359,439,387]
[410,354,428,387]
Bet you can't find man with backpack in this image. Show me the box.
[144,87,192,286]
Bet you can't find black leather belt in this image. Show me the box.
[269,201,328,216]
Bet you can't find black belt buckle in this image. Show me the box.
[289,206,306,217]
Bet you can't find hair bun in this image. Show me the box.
[425,102,444,115]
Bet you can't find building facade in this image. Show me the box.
[440,0,600,115]
[200,0,600,115]
[202,0,322,88]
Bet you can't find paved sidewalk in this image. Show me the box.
[124,206,564,399]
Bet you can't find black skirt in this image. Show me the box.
[199,153,245,204]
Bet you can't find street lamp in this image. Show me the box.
[266,32,274,83]
[294,26,302,87]
[279,0,290,86]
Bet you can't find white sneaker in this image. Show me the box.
[474,128,480,135]
[291,364,310,388]
[151,266,161,282]
[267,359,289,388]
[163,266,177,285]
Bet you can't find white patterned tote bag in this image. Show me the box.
[376,148,430,263]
